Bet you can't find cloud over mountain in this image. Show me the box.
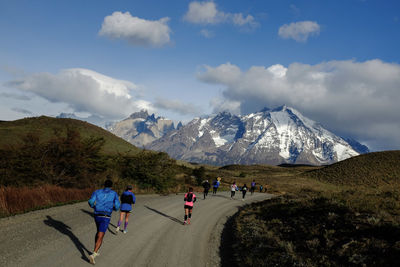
[99,11,171,47]
[198,59,400,150]
[154,97,202,116]
[6,68,152,119]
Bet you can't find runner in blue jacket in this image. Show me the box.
[116,185,136,234]
[88,179,120,265]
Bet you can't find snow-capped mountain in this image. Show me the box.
[106,110,176,147]
[148,106,364,165]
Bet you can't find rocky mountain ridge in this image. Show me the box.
[106,110,175,147]
[147,106,365,165]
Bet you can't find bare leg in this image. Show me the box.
[188,209,192,224]
[184,208,189,223]
[124,212,130,230]
[94,232,105,253]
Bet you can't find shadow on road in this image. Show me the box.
[81,209,94,218]
[144,205,183,225]
[44,215,90,262]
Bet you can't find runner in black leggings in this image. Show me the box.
[241,184,248,200]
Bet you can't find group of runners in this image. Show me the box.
[87,179,136,265]
[87,177,266,265]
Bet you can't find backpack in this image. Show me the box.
[186,193,193,202]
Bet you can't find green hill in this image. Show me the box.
[0,116,186,191]
[0,116,140,155]
[305,151,400,186]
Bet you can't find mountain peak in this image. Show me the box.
[271,105,288,112]
[129,110,150,120]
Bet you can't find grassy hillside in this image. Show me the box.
[0,116,140,155]
[217,152,400,266]
[305,151,400,186]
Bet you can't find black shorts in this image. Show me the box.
[184,205,193,210]
[120,210,131,213]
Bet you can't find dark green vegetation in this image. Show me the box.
[226,196,400,266]
[0,116,140,155]
[0,116,187,192]
[219,151,400,266]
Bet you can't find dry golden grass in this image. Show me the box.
[0,185,93,217]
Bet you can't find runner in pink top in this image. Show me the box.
[183,187,196,225]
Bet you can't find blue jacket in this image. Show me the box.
[120,190,136,212]
[88,187,120,216]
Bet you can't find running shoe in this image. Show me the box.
[187,219,191,224]
[183,220,187,225]
[123,229,128,234]
[89,253,96,265]
[116,226,120,234]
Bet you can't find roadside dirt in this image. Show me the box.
[0,191,272,267]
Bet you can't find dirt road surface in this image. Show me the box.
[0,191,272,266]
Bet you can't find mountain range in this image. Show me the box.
[108,106,368,165]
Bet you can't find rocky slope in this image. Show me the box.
[148,106,363,165]
[106,110,175,148]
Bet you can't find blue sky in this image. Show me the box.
[1,0,400,151]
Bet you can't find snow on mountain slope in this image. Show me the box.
[148,106,362,165]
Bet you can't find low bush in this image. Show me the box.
[225,197,400,266]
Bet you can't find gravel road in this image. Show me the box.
[0,191,272,267]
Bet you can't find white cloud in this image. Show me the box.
[198,60,400,150]
[184,1,221,24]
[231,13,257,27]
[6,68,153,119]
[154,97,202,116]
[183,1,258,28]
[99,11,171,47]
[279,21,320,42]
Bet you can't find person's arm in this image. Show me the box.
[193,195,197,203]
[88,191,97,208]
[114,192,120,211]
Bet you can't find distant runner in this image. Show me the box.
[241,184,248,200]
[212,178,220,195]
[116,185,136,234]
[202,180,211,199]
[230,181,238,198]
[259,184,263,193]
[183,187,197,225]
[88,179,120,265]
[250,180,256,195]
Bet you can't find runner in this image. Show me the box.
[259,184,263,193]
[88,179,120,265]
[202,180,211,199]
[241,184,248,200]
[183,187,196,225]
[230,181,238,198]
[116,185,136,234]
[250,180,256,195]
[212,178,220,195]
